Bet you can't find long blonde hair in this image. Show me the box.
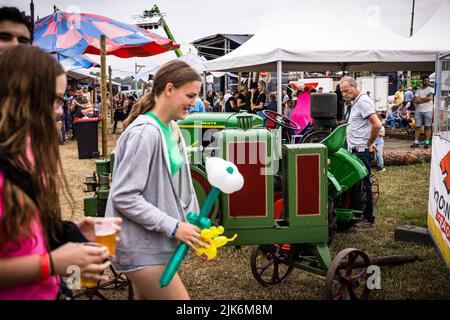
[124,60,201,129]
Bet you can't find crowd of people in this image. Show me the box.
[56,87,140,143]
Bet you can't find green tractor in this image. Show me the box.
[82,93,375,299]
[178,93,370,233]
[172,93,375,299]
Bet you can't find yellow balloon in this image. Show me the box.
[194,226,237,260]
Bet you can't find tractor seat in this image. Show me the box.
[320,123,348,156]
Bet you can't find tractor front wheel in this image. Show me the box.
[250,244,294,286]
[325,248,371,300]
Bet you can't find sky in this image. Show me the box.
[6,0,447,78]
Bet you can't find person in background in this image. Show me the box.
[248,82,261,113]
[0,6,32,55]
[340,76,381,228]
[263,93,278,128]
[203,99,212,112]
[124,94,136,120]
[253,81,267,117]
[398,102,413,128]
[189,97,205,113]
[113,93,126,134]
[81,96,94,118]
[290,83,312,134]
[375,126,386,173]
[335,84,344,121]
[411,76,433,148]
[385,105,403,129]
[283,99,294,141]
[223,89,233,109]
[394,85,404,107]
[212,95,224,112]
[224,91,239,112]
[283,99,293,120]
[404,85,415,117]
[206,91,214,106]
[236,86,247,110]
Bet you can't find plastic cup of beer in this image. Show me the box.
[95,218,116,258]
[80,275,98,288]
[79,242,103,288]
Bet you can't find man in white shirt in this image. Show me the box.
[340,76,382,228]
[411,76,434,148]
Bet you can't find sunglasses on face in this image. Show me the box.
[0,32,31,45]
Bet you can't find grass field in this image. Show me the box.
[60,132,450,300]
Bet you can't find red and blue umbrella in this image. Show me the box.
[52,53,99,71]
[34,11,179,58]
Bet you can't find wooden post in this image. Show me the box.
[141,81,145,96]
[238,72,242,88]
[91,78,95,104]
[108,65,113,124]
[100,35,108,158]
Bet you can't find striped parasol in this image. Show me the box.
[52,53,99,71]
[34,10,179,58]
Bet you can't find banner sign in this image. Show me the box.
[428,133,450,270]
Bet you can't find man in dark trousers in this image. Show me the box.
[340,76,382,228]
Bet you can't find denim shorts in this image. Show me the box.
[112,261,157,273]
[414,111,432,128]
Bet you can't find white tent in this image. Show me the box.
[133,51,236,81]
[204,0,440,73]
[409,0,450,52]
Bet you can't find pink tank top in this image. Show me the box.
[0,171,59,300]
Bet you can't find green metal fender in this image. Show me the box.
[329,150,368,194]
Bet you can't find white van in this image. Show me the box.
[356,76,389,112]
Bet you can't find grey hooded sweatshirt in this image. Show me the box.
[105,114,199,267]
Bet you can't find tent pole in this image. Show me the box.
[277,60,282,158]
[255,72,260,85]
[108,65,113,124]
[100,34,108,158]
[433,52,441,133]
[141,81,146,96]
[203,72,207,99]
[30,0,34,25]
[91,78,95,104]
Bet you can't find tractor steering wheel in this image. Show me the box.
[261,110,300,131]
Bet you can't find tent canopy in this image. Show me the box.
[204,0,443,72]
[409,0,450,52]
[132,51,236,81]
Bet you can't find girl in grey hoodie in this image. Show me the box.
[105,60,208,300]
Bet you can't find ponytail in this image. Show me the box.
[122,60,201,130]
[123,92,155,129]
